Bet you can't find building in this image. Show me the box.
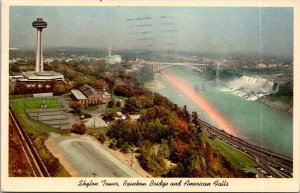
[9,18,64,94]
[105,47,122,65]
[71,84,109,105]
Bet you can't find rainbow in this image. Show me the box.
[163,73,235,135]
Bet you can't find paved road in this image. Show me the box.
[49,135,141,177]
[198,119,293,178]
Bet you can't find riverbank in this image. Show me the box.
[258,96,293,113]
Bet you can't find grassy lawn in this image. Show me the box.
[106,106,122,113]
[86,128,108,136]
[10,98,61,113]
[114,95,127,100]
[9,98,70,177]
[203,131,258,170]
[81,105,98,111]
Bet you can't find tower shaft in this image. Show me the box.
[35,29,44,72]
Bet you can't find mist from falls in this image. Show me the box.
[226,75,279,94]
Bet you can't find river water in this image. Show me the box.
[150,67,293,157]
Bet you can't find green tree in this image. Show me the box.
[120,142,131,153]
[101,112,114,121]
[107,120,140,146]
[138,142,168,177]
[153,93,172,108]
[159,139,170,159]
[192,111,199,125]
[133,65,154,86]
[140,107,157,122]
[144,119,169,143]
[124,97,141,113]
[183,151,204,177]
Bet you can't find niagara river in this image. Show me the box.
[150,67,293,157]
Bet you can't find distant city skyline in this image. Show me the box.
[10,7,293,57]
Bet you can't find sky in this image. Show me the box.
[9,6,293,57]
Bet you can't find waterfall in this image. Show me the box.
[222,75,279,101]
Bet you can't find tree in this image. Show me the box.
[107,100,115,108]
[97,133,106,144]
[71,123,86,134]
[102,111,117,121]
[70,101,82,113]
[10,64,21,73]
[120,142,131,153]
[115,101,121,107]
[182,105,190,123]
[132,65,154,86]
[124,97,141,113]
[144,119,169,143]
[94,79,109,90]
[107,119,141,146]
[14,82,28,95]
[192,111,199,125]
[140,107,157,122]
[153,93,172,108]
[138,142,168,177]
[183,151,202,177]
[140,95,154,108]
[159,139,170,159]
[53,82,67,95]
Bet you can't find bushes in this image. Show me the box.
[120,142,131,154]
[97,133,106,144]
[107,100,115,108]
[70,101,82,113]
[71,123,86,135]
[116,101,121,107]
[109,139,117,150]
[102,111,117,121]
[138,142,169,177]
[124,97,141,113]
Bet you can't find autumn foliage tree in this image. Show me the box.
[53,82,70,95]
[71,123,86,135]
[70,101,82,113]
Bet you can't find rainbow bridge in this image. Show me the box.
[143,62,210,73]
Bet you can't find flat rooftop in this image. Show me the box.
[71,89,87,100]
[22,71,64,80]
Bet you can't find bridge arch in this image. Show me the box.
[153,63,204,73]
